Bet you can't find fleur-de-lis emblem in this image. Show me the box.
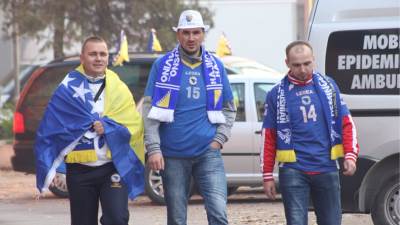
[278,128,291,144]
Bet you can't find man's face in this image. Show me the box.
[176,28,205,55]
[285,45,315,81]
[80,41,109,77]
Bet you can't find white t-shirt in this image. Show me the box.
[81,79,112,167]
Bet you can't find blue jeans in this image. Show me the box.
[279,167,342,225]
[161,147,228,225]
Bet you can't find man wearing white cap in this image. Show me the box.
[143,9,236,225]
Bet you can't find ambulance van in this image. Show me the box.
[307,1,399,224]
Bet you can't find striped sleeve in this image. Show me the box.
[261,128,277,181]
[342,114,359,162]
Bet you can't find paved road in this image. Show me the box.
[0,191,374,225]
[0,143,374,225]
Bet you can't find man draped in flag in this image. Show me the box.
[216,32,232,58]
[35,36,144,225]
[113,30,130,66]
[147,28,163,53]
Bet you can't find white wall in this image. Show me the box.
[202,0,299,72]
[0,11,13,82]
[0,15,53,82]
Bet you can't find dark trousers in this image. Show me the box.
[66,162,129,225]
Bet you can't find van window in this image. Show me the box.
[231,83,245,121]
[254,83,275,122]
[24,66,71,106]
[110,62,152,102]
[21,65,72,134]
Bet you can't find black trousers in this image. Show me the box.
[66,162,129,225]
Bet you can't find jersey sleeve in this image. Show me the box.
[342,114,359,162]
[261,88,278,181]
[331,77,360,162]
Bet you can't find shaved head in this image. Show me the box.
[285,40,315,81]
[285,40,313,58]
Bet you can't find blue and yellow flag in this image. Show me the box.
[147,28,163,52]
[113,30,130,66]
[216,32,232,57]
[35,66,144,199]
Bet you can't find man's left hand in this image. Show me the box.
[93,121,104,135]
[343,159,356,176]
[210,141,222,149]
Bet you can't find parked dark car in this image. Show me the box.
[12,52,252,172]
[12,52,281,200]
[12,53,159,173]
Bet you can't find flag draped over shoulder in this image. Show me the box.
[216,33,232,57]
[147,28,163,52]
[35,65,145,199]
[113,30,130,66]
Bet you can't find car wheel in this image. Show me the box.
[371,177,400,225]
[49,172,69,198]
[144,166,165,205]
[144,165,196,205]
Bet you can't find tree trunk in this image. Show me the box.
[96,0,111,41]
[53,5,65,59]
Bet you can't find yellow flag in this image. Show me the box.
[148,28,163,52]
[113,30,130,66]
[216,33,232,57]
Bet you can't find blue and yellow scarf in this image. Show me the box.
[274,73,344,162]
[148,46,225,124]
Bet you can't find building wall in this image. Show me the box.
[0,10,13,83]
[202,0,301,72]
[0,20,54,83]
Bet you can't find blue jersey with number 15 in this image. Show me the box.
[144,56,233,158]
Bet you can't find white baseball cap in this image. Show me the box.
[172,10,210,32]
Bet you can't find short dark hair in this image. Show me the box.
[81,36,107,53]
[285,40,313,57]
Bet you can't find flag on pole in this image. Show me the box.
[113,30,130,66]
[147,28,163,52]
[216,32,232,57]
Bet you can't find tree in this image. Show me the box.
[1,0,214,58]
[1,0,81,59]
[125,0,214,51]
[1,0,44,103]
[75,0,214,52]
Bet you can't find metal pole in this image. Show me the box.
[12,1,20,104]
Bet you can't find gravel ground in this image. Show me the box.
[0,143,374,225]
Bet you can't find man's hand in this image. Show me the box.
[93,121,104,135]
[263,180,277,200]
[210,141,222,149]
[147,153,164,171]
[343,159,356,176]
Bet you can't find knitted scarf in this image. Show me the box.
[148,46,225,123]
[275,72,344,162]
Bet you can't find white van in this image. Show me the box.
[307,1,399,225]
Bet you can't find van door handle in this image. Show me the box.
[255,130,262,134]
